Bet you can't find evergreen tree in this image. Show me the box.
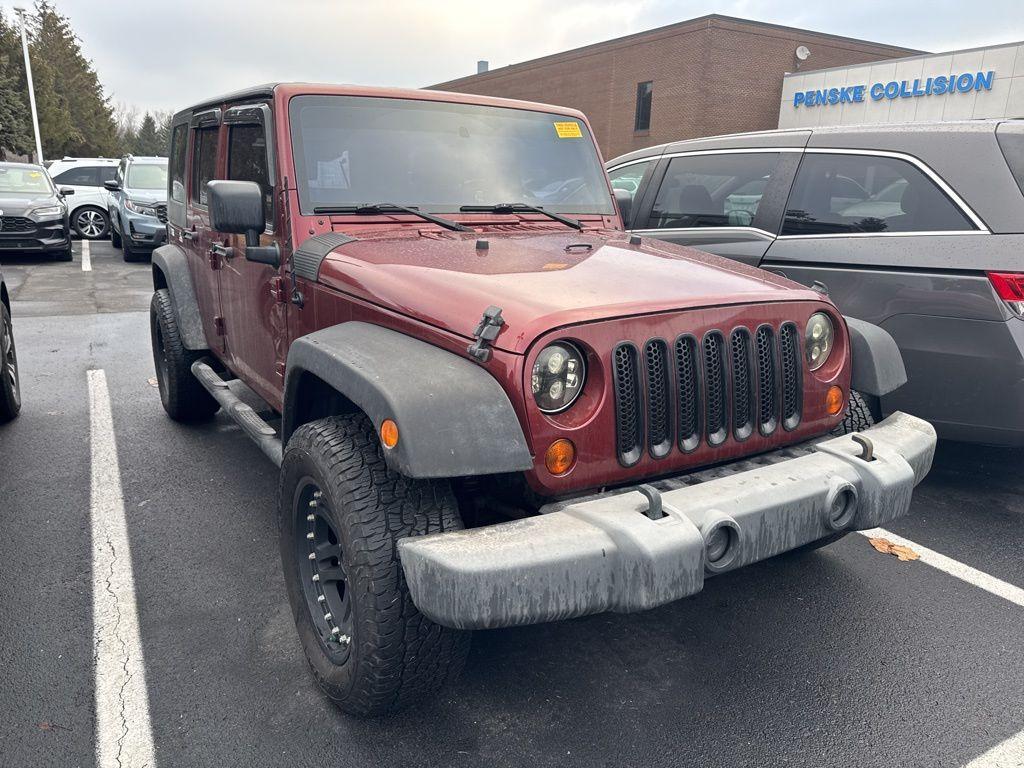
[29,0,119,158]
[133,112,162,155]
[0,11,34,159]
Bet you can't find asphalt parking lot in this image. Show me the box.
[1,239,1023,768]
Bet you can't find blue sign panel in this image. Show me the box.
[793,70,995,108]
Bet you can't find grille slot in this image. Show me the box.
[703,332,728,446]
[730,329,754,440]
[610,321,804,463]
[755,325,778,435]
[612,344,644,466]
[0,216,34,233]
[674,335,701,452]
[780,322,802,430]
[644,340,672,459]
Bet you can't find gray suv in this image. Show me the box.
[607,120,1024,446]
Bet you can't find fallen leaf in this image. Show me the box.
[868,537,920,562]
[38,721,70,731]
[147,377,158,388]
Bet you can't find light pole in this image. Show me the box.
[13,7,43,164]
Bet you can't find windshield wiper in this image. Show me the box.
[459,203,582,230]
[312,203,472,232]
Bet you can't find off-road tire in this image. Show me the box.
[149,289,218,422]
[832,390,877,436]
[0,303,21,422]
[110,223,122,249]
[279,413,471,717]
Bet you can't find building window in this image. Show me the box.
[634,81,653,132]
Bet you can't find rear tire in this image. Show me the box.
[0,303,21,422]
[149,289,218,422]
[832,390,877,436]
[279,413,471,717]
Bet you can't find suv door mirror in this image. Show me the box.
[207,180,279,267]
[103,180,120,192]
[59,187,75,196]
[613,188,633,228]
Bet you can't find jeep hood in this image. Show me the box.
[316,230,823,354]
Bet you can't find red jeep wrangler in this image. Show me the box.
[150,83,935,716]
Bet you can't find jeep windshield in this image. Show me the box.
[288,95,614,217]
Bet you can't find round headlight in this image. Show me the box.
[532,341,586,413]
[805,312,834,371]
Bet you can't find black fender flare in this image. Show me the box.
[283,322,533,479]
[151,244,208,351]
[844,316,907,397]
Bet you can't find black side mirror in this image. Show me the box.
[59,187,75,196]
[207,180,279,267]
[103,180,121,192]
[613,188,633,228]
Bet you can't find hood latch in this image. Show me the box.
[467,305,504,363]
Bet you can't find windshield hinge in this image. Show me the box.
[467,305,504,363]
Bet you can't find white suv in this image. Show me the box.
[47,157,119,239]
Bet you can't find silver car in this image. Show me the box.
[607,120,1024,446]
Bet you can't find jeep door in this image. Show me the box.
[619,148,801,267]
[215,104,286,408]
[180,111,226,354]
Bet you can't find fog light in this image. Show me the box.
[826,385,844,416]
[544,439,576,475]
[380,419,399,449]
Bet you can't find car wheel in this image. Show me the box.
[831,390,878,436]
[0,302,22,422]
[123,238,140,262]
[279,412,471,717]
[149,289,219,422]
[110,221,122,249]
[73,206,109,239]
[55,242,74,262]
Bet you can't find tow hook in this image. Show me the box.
[852,433,875,461]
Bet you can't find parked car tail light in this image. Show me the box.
[987,272,1024,318]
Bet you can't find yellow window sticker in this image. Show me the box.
[553,121,582,139]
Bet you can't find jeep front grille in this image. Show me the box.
[613,322,803,466]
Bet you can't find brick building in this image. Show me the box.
[430,14,922,159]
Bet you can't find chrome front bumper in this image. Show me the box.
[398,413,936,630]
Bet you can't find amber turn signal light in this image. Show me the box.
[380,419,399,449]
[826,386,845,416]
[544,439,576,475]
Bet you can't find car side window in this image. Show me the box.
[98,167,117,184]
[169,123,188,203]
[782,153,976,235]
[52,166,99,186]
[648,153,779,229]
[191,126,219,207]
[227,123,272,226]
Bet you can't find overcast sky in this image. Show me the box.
[7,0,1024,116]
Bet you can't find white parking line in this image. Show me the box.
[81,239,91,271]
[89,369,156,768]
[964,730,1024,767]
[859,528,1024,609]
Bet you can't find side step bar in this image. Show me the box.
[191,359,283,467]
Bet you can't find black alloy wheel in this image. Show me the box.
[292,479,354,663]
[0,303,21,422]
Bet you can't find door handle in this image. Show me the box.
[210,242,234,259]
